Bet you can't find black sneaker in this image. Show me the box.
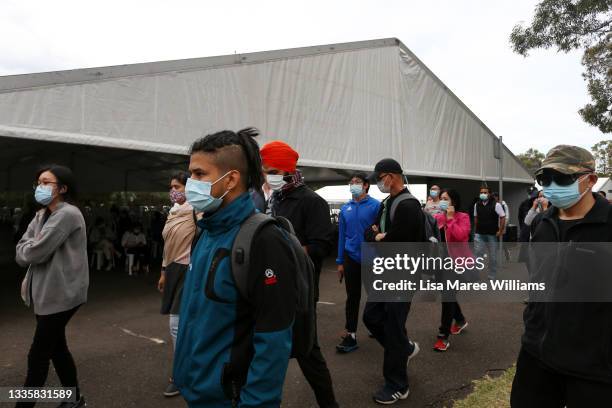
[164,380,180,397]
[336,334,359,353]
[57,396,86,408]
[373,386,409,405]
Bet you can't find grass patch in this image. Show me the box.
[452,366,515,408]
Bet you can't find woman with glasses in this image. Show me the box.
[15,165,88,408]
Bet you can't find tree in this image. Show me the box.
[517,148,545,176]
[510,0,612,133]
[592,139,612,176]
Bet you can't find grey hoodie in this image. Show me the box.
[16,202,89,315]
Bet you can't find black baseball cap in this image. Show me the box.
[370,158,403,181]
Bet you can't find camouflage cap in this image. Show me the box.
[535,145,595,175]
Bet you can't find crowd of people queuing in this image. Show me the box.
[10,128,612,407]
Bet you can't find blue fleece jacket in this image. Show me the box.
[173,193,293,408]
[336,195,380,265]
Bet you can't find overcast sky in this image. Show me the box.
[1,0,607,156]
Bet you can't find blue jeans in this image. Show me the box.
[475,233,498,278]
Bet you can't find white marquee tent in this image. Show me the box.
[594,177,611,195]
[0,38,532,220]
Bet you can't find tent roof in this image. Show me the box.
[0,37,533,185]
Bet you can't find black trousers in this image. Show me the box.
[363,301,415,392]
[343,256,362,333]
[439,288,465,338]
[511,348,612,407]
[296,307,338,408]
[16,306,81,408]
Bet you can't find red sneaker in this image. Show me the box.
[433,338,449,352]
[451,321,468,335]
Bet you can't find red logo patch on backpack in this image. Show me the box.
[264,269,278,285]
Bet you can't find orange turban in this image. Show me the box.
[260,141,299,173]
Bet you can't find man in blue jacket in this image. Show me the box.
[336,172,380,353]
[173,128,296,408]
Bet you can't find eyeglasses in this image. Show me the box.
[536,172,590,187]
[377,173,390,182]
[33,181,58,190]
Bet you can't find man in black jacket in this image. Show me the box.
[363,158,424,405]
[260,140,338,408]
[473,185,506,279]
[511,145,612,407]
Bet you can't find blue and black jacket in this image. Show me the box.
[336,195,380,265]
[174,193,296,407]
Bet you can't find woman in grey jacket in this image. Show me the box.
[15,165,88,408]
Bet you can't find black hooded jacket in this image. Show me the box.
[523,194,612,384]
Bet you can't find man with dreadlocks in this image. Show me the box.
[261,141,338,408]
[173,128,296,408]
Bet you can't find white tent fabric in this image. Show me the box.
[315,184,427,205]
[594,177,611,193]
[0,38,532,183]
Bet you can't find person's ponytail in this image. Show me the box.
[236,127,264,191]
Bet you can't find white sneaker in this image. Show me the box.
[408,341,420,362]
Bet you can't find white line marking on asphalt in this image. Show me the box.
[317,301,336,305]
[120,328,166,344]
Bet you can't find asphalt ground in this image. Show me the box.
[0,251,525,408]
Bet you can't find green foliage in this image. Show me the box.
[517,148,545,176]
[579,37,612,133]
[591,139,612,176]
[511,0,612,133]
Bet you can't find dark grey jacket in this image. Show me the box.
[16,202,89,315]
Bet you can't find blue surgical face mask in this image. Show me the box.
[479,193,488,201]
[34,185,54,206]
[439,200,449,211]
[430,190,439,198]
[350,183,363,197]
[185,171,232,213]
[543,175,589,210]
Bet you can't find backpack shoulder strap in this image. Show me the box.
[389,192,418,223]
[274,215,296,236]
[231,212,277,300]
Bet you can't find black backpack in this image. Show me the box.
[388,192,441,243]
[192,211,315,359]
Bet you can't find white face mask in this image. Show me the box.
[266,174,286,191]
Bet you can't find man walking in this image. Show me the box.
[473,186,505,279]
[363,158,423,404]
[261,141,339,408]
[173,128,296,407]
[511,145,612,407]
[336,172,380,353]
